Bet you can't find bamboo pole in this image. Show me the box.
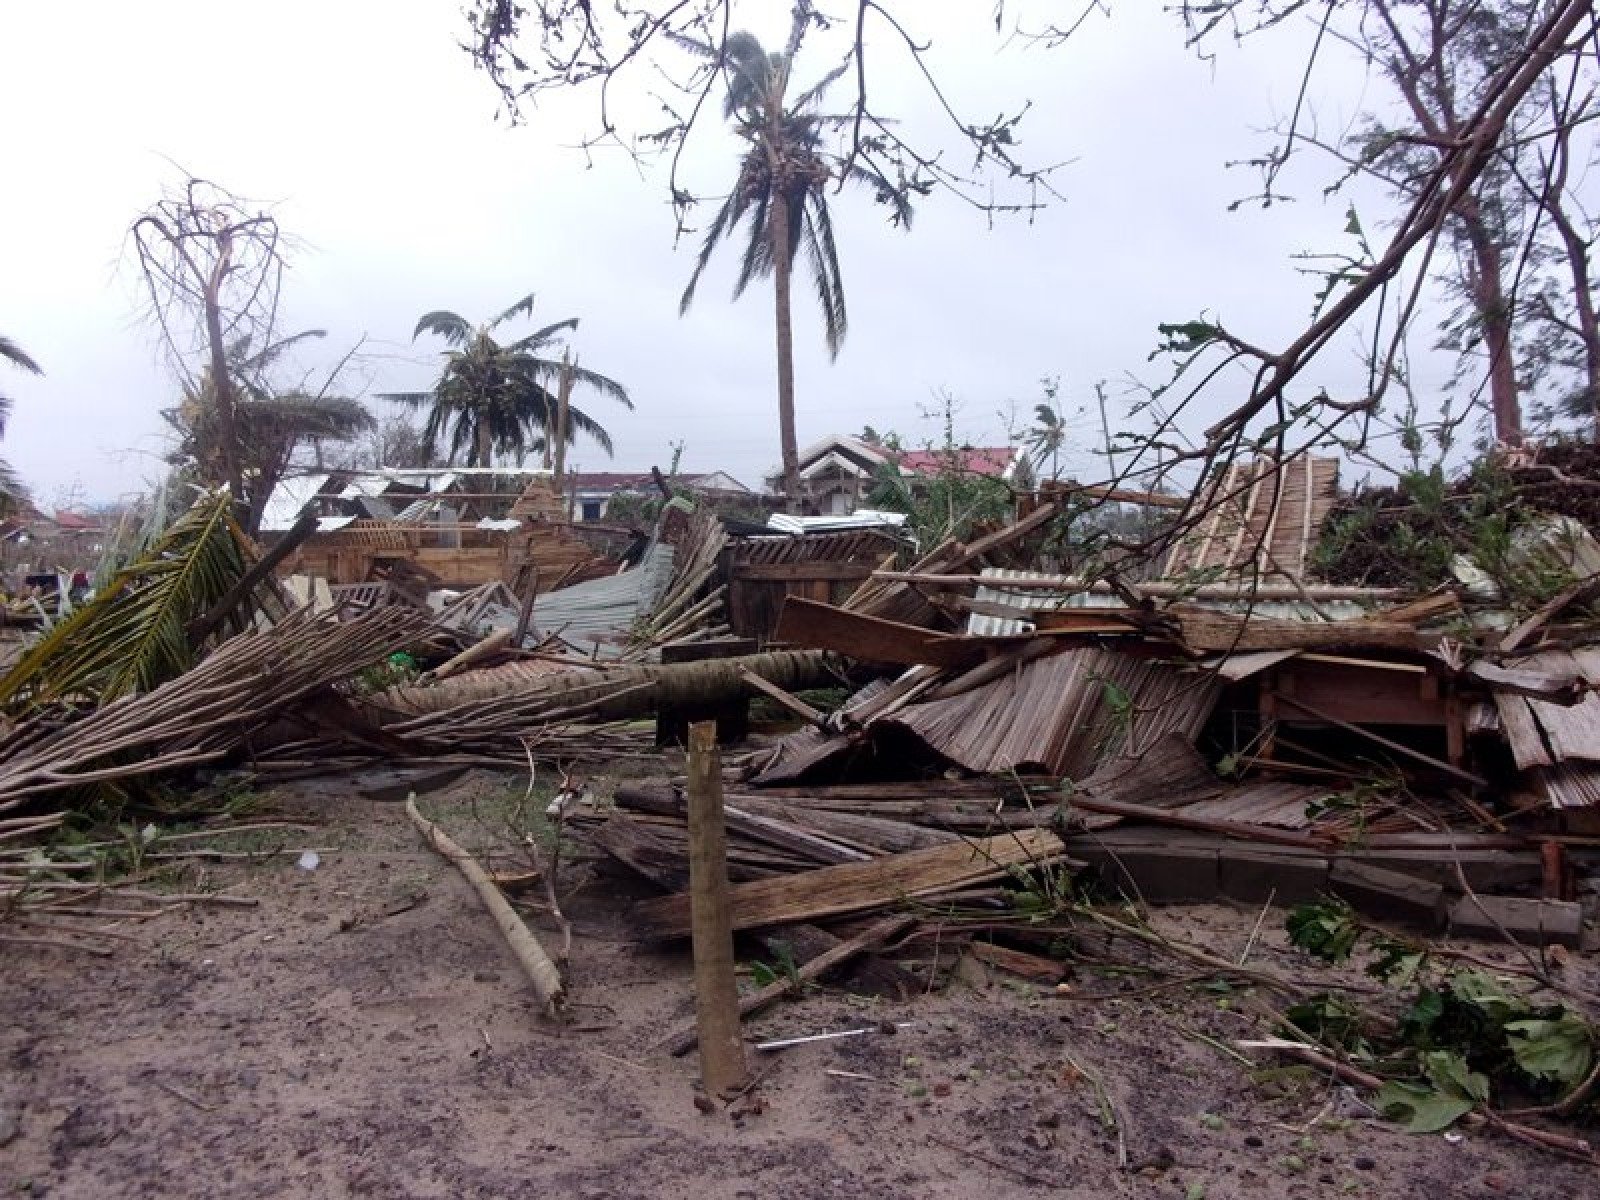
[405,794,566,1018]
[685,721,747,1093]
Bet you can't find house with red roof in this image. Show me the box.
[775,434,1020,516]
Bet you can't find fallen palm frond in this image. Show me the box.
[0,607,436,816]
[0,488,286,713]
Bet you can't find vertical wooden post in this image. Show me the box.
[686,720,747,1094]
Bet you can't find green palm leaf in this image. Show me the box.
[0,489,277,712]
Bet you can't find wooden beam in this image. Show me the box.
[685,723,747,1093]
[774,594,989,669]
[733,562,876,582]
[632,828,1069,939]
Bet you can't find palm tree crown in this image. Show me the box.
[679,30,912,356]
[677,22,911,508]
[0,334,42,514]
[382,294,630,468]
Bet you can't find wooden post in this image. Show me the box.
[686,720,747,1094]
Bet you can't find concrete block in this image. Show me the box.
[1330,860,1447,929]
[1078,843,1220,904]
[1219,851,1330,906]
[1447,895,1584,948]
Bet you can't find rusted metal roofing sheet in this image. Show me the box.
[1163,454,1340,584]
[882,646,1220,779]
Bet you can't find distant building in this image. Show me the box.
[561,470,760,522]
[773,435,1020,515]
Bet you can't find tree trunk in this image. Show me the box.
[1461,203,1523,448]
[553,353,573,485]
[373,649,842,719]
[202,234,244,509]
[770,195,802,512]
[474,415,493,468]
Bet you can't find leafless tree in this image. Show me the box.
[130,178,286,506]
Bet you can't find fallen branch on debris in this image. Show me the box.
[1238,1038,1597,1164]
[405,794,566,1018]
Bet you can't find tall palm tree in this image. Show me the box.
[0,334,42,515]
[679,19,912,510]
[382,294,631,468]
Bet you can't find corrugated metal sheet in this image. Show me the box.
[883,646,1221,779]
[259,473,332,532]
[766,510,909,535]
[966,568,1120,637]
[1532,763,1600,809]
[482,544,676,656]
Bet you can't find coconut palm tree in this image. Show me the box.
[678,20,912,509]
[0,335,41,515]
[382,294,631,469]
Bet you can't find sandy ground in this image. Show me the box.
[3,770,1597,1199]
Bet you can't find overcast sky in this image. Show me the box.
[0,1,1446,509]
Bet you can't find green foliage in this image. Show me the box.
[0,489,270,713]
[0,333,42,515]
[1285,899,1361,963]
[353,652,421,695]
[384,293,630,468]
[1281,903,1598,1132]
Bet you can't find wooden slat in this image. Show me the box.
[774,595,989,669]
[630,828,1068,938]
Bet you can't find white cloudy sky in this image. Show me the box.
[0,1,1444,508]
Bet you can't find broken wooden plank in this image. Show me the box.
[631,828,1069,939]
[774,595,988,669]
[1273,693,1489,787]
[663,913,916,1056]
[740,668,830,730]
[1162,606,1427,654]
[968,940,1068,983]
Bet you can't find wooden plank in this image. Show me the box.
[685,723,746,1092]
[1268,660,1446,726]
[774,595,987,669]
[631,828,1068,939]
[968,940,1068,983]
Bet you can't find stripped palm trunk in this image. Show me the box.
[370,650,844,748]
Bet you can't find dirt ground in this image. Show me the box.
[3,769,1597,1199]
